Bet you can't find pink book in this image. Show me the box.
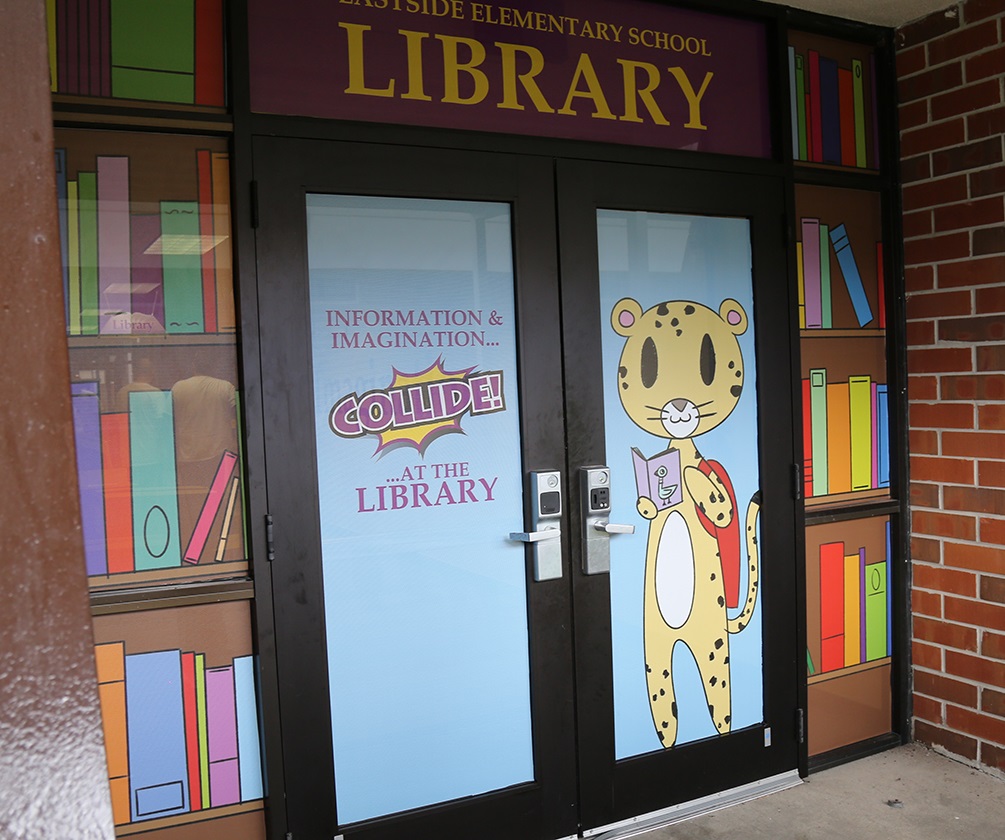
[632,447,682,510]
[183,451,238,564]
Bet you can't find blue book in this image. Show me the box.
[71,382,107,576]
[234,656,265,802]
[129,391,182,569]
[125,650,190,821]
[819,57,841,165]
[876,384,890,487]
[56,149,69,325]
[830,223,874,327]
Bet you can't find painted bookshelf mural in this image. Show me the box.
[46,0,226,106]
[805,517,893,756]
[56,130,234,337]
[93,603,266,838]
[788,31,880,170]
[796,184,889,505]
[59,129,246,588]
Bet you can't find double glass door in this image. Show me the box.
[252,137,799,840]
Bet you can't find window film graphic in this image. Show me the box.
[597,210,764,758]
[306,195,533,823]
[92,603,265,836]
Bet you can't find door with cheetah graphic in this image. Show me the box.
[558,160,800,832]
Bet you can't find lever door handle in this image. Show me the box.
[594,521,635,535]
[509,527,562,543]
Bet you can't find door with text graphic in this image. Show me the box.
[252,138,799,840]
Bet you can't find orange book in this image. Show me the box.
[827,382,851,494]
[95,642,130,825]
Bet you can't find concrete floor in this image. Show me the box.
[628,744,1005,840]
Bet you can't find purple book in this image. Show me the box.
[206,665,240,807]
[71,381,107,576]
[632,447,683,511]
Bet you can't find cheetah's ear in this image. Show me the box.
[719,299,748,337]
[612,298,643,337]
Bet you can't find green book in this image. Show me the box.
[849,376,873,491]
[77,172,99,335]
[865,561,887,661]
[161,201,204,333]
[852,59,868,169]
[110,0,195,104]
[67,180,81,335]
[820,224,832,328]
[795,54,808,161]
[810,368,829,496]
[195,653,211,805]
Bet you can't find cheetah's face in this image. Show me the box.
[612,298,749,441]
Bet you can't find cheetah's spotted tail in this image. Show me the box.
[727,491,760,635]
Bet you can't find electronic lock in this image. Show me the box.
[509,470,563,582]
[580,466,635,575]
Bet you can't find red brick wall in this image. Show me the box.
[897,0,1005,774]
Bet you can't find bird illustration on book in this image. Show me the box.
[613,297,761,747]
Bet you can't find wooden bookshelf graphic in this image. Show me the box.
[47,0,225,106]
[94,606,264,833]
[72,377,247,586]
[56,143,234,338]
[788,33,879,170]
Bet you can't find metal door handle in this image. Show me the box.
[509,527,561,543]
[594,521,635,535]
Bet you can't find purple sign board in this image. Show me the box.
[249,0,772,157]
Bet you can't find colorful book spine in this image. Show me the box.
[839,67,856,167]
[196,653,211,807]
[95,642,130,825]
[67,179,81,334]
[125,650,189,821]
[820,541,845,672]
[56,149,69,323]
[886,520,893,656]
[808,50,822,163]
[97,156,132,334]
[72,381,108,576]
[849,376,873,492]
[161,201,204,333]
[843,551,861,667]
[796,241,806,328]
[195,0,226,106]
[801,218,822,328]
[830,223,874,327]
[77,171,99,334]
[819,57,841,164]
[197,149,218,333]
[184,451,238,564]
[234,656,264,802]
[130,214,165,330]
[865,558,888,661]
[795,53,808,161]
[129,390,182,570]
[216,477,241,562]
[819,223,832,328]
[182,651,202,812]
[211,152,236,332]
[802,378,813,497]
[859,547,868,663]
[101,412,134,574]
[852,59,868,168]
[810,369,828,496]
[110,0,196,104]
[876,384,890,487]
[827,382,851,494]
[872,382,880,489]
[206,665,241,807]
[787,46,798,155]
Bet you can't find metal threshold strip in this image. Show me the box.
[584,770,802,840]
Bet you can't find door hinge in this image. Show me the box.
[792,462,803,501]
[266,514,275,562]
[250,180,260,229]
[797,707,806,744]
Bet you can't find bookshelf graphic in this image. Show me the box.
[57,141,234,337]
[95,642,264,828]
[72,376,246,584]
[809,524,892,676]
[788,33,879,170]
[47,0,225,106]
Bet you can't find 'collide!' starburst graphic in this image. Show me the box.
[328,358,506,457]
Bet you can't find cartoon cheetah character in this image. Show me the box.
[612,297,761,748]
